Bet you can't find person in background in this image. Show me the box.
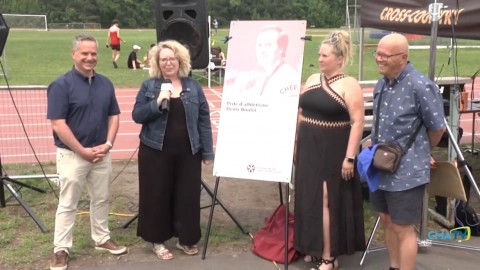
[210,46,226,76]
[132,40,214,260]
[47,34,126,270]
[143,43,156,68]
[218,47,226,67]
[294,31,366,270]
[127,44,144,70]
[369,33,446,270]
[106,19,125,68]
[212,18,218,34]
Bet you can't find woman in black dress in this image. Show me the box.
[294,31,365,270]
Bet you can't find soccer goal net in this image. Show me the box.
[2,14,48,31]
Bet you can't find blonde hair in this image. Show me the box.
[322,30,353,70]
[148,40,191,79]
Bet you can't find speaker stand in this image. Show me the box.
[0,174,48,232]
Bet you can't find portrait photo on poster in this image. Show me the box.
[223,21,304,98]
[214,20,307,182]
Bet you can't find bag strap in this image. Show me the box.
[373,86,385,144]
[403,120,423,153]
[374,83,423,153]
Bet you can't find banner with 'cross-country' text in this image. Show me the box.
[360,0,480,40]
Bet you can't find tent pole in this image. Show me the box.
[427,1,441,80]
[358,27,365,81]
[419,0,444,247]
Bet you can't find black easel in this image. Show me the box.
[202,176,248,260]
[0,156,48,233]
[121,177,249,232]
[202,175,292,270]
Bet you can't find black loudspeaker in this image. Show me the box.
[155,0,209,69]
[0,13,10,57]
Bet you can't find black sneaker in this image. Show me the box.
[50,250,68,270]
[95,239,127,255]
[113,61,118,68]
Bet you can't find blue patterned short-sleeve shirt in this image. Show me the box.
[372,62,445,192]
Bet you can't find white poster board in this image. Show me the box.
[213,20,307,183]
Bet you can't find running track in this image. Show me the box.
[1,83,480,164]
[0,86,223,164]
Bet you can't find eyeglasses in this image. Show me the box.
[324,32,339,44]
[159,57,177,64]
[373,51,406,61]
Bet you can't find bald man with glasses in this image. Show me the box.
[369,33,446,270]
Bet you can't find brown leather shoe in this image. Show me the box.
[95,239,127,255]
[50,250,68,270]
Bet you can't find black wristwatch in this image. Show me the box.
[345,157,355,163]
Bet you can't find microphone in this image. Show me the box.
[160,79,173,111]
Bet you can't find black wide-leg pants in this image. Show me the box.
[137,142,202,246]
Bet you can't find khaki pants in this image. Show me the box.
[53,147,112,253]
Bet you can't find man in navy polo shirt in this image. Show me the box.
[47,34,126,270]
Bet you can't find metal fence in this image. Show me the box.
[49,23,101,30]
[0,86,54,164]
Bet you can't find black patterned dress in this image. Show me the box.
[294,75,365,258]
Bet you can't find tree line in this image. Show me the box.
[0,0,347,29]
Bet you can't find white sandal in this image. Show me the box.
[152,243,174,260]
[176,242,199,255]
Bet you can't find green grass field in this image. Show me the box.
[1,28,479,88]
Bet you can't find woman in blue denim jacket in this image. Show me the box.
[132,40,214,260]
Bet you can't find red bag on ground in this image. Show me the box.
[251,204,299,264]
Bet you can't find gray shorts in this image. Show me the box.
[370,184,425,225]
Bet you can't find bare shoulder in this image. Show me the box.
[304,73,321,88]
[343,75,360,84]
[343,76,362,91]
